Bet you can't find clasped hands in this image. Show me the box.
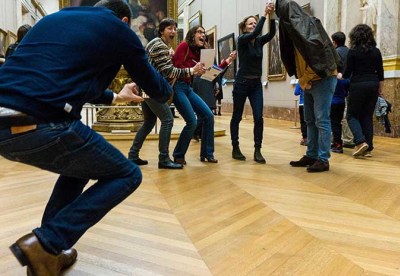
[265,1,275,15]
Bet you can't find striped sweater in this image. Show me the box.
[146,37,192,81]
[142,37,192,98]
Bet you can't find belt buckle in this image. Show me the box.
[10,125,37,134]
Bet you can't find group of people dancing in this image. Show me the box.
[0,0,385,274]
[129,2,276,169]
[131,0,384,173]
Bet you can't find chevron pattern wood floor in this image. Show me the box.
[0,115,399,275]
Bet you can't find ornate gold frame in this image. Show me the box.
[206,25,216,49]
[59,0,177,46]
[0,28,7,55]
[188,11,201,30]
[7,31,17,47]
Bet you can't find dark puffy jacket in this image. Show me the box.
[276,0,341,78]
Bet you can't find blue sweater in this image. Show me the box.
[0,7,171,121]
[332,79,349,105]
[293,83,304,106]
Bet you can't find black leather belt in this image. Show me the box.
[0,115,44,128]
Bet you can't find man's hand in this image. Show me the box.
[115,83,144,104]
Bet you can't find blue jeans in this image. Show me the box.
[129,98,174,162]
[230,77,264,148]
[303,76,336,163]
[346,81,379,151]
[173,81,215,159]
[0,120,141,254]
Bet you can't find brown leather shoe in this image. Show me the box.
[10,233,77,276]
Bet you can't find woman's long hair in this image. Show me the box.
[17,24,32,42]
[185,25,205,48]
[349,24,376,52]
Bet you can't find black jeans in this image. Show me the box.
[330,103,345,145]
[230,77,263,148]
[299,105,307,138]
[346,81,379,150]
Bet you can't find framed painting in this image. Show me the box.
[59,0,177,47]
[206,25,216,49]
[267,20,286,81]
[7,31,17,47]
[217,33,236,82]
[188,11,201,30]
[0,29,7,56]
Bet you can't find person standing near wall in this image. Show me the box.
[5,24,32,59]
[276,0,341,172]
[331,31,355,149]
[294,82,307,146]
[339,24,384,157]
[230,2,276,164]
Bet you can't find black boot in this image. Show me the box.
[254,148,266,164]
[158,159,183,169]
[158,155,183,169]
[232,146,246,161]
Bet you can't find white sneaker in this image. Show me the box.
[363,151,372,157]
[352,142,369,157]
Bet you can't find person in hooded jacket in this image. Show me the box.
[275,0,341,172]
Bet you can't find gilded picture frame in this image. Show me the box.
[7,31,17,47]
[206,25,216,49]
[0,29,7,56]
[267,19,286,81]
[188,11,201,30]
[59,0,177,47]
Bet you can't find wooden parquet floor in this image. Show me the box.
[1,115,400,275]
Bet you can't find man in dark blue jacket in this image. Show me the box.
[0,0,171,274]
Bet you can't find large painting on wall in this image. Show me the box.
[206,25,216,49]
[188,11,201,30]
[59,0,177,47]
[217,33,236,82]
[0,29,7,56]
[267,20,286,81]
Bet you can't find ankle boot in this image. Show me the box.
[254,148,266,164]
[10,233,78,276]
[232,146,246,160]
